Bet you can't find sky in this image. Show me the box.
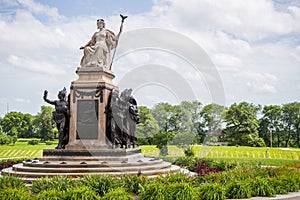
[0,0,299,117]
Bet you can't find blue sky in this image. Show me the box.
[0,0,300,117]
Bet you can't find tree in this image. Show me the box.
[33,106,55,141]
[180,101,203,135]
[151,103,173,131]
[153,131,175,156]
[201,103,225,132]
[0,112,33,137]
[136,106,159,145]
[259,105,282,147]
[224,102,260,146]
[282,102,300,147]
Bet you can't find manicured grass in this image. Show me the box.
[0,139,56,160]
[140,145,300,166]
[1,140,300,166]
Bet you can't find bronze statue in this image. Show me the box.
[43,87,69,149]
[106,89,139,149]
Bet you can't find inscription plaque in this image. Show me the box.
[77,100,98,139]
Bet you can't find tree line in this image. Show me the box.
[0,101,299,149]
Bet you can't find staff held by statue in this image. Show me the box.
[109,14,128,70]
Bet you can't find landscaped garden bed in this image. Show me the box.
[0,157,299,200]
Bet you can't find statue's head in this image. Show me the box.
[97,19,105,29]
[58,87,67,100]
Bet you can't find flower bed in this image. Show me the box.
[0,158,299,199]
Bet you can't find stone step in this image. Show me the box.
[13,162,172,173]
[2,165,180,179]
[23,157,162,168]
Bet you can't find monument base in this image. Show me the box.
[41,148,143,161]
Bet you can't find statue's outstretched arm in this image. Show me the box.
[43,90,56,105]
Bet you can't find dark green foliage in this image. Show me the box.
[101,188,133,200]
[27,139,39,145]
[78,175,121,196]
[226,180,252,199]
[184,146,195,157]
[0,187,30,200]
[166,183,197,200]
[250,177,275,197]
[197,183,226,200]
[34,189,66,200]
[119,174,148,194]
[65,186,99,200]
[139,183,166,200]
[31,176,77,194]
[0,176,26,189]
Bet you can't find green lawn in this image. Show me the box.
[1,140,300,166]
[0,139,56,160]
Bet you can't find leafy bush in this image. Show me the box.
[139,183,166,200]
[31,176,77,194]
[34,189,66,200]
[0,160,20,170]
[226,180,252,199]
[159,145,168,156]
[78,175,121,196]
[197,183,226,200]
[45,141,53,145]
[27,139,39,145]
[184,146,195,157]
[0,176,26,189]
[250,177,275,197]
[166,183,197,200]
[0,187,30,200]
[119,174,148,194]
[65,186,99,200]
[102,188,133,200]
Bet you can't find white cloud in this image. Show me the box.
[0,0,300,116]
[7,55,67,75]
[17,0,62,21]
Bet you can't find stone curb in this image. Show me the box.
[228,191,300,200]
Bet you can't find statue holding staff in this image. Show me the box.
[80,15,127,69]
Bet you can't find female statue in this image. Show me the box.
[80,19,122,69]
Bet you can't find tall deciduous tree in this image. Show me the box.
[224,102,260,146]
[201,103,225,132]
[33,106,55,141]
[0,111,33,137]
[259,105,282,147]
[136,106,159,145]
[282,102,300,147]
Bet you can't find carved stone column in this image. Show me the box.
[66,67,118,150]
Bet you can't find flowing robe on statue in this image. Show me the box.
[80,29,117,68]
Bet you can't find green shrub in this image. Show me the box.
[0,176,26,189]
[184,146,195,157]
[119,174,148,194]
[167,183,197,200]
[34,189,66,200]
[102,188,133,200]
[159,145,168,156]
[250,177,275,197]
[65,186,99,200]
[226,180,252,199]
[0,187,30,200]
[78,175,121,196]
[27,139,39,145]
[197,183,226,200]
[45,141,53,145]
[31,176,77,194]
[139,183,166,200]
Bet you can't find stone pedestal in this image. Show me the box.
[66,66,118,150]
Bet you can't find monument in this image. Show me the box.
[1,15,180,182]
